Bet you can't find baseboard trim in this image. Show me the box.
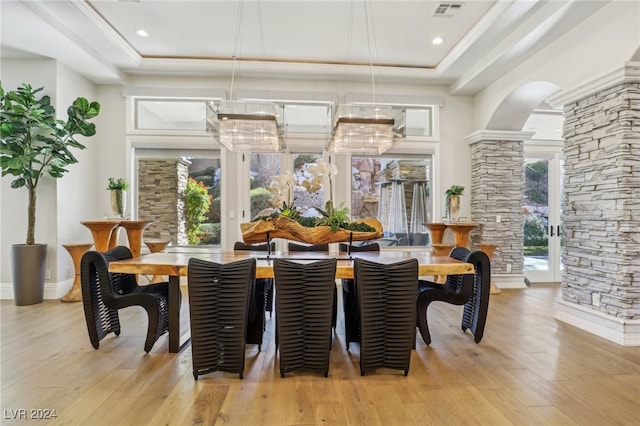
[493,273,527,289]
[554,298,640,346]
[0,279,73,301]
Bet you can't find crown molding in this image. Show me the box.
[547,62,640,108]
[465,130,535,144]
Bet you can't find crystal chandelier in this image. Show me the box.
[330,104,394,155]
[213,101,282,152]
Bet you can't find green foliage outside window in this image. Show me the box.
[524,215,548,247]
[185,177,212,244]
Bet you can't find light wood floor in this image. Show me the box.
[1,283,638,426]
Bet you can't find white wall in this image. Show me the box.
[473,0,640,130]
[54,62,99,286]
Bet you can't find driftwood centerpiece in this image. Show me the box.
[241,216,384,245]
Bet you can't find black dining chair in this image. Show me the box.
[287,242,336,330]
[187,257,256,379]
[80,246,175,353]
[416,247,491,345]
[287,242,329,252]
[338,242,380,350]
[234,241,275,348]
[273,258,337,378]
[354,257,418,376]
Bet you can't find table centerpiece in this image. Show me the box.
[241,160,383,245]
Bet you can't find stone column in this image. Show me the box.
[138,159,189,246]
[548,64,640,345]
[466,130,534,289]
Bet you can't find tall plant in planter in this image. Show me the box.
[0,83,100,305]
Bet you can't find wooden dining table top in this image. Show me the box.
[108,247,475,279]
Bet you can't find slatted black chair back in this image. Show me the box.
[187,257,256,379]
[287,242,335,329]
[233,241,275,348]
[287,242,329,252]
[80,246,171,353]
[354,258,418,376]
[273,258,337,378]
[338,243,380,350]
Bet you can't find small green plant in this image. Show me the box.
[445,185,465,219]
[107,177,129,191]
[445,185,465,197]
[185,177,212,244]
[316,200,350,232]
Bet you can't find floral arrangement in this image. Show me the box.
[264,160,372,232]
[242,160,382,244]
[107,177,129,191]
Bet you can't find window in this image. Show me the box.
[250,153,282,220]
[292,153,325,217]
[136,100,206,131]
[351,156,432,246]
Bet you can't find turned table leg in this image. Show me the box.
[61,243,94,302]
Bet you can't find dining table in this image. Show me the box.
[108,247,475,353]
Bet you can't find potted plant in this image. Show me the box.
[107,177,129,218]
[445,184,465,221]
[0,83,100,305]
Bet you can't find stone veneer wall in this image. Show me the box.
[138,160,189,246]
[469,139,525,275]
[561,82,639,319]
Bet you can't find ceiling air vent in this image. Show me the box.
[434,3,463,17]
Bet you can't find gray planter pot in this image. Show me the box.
[12,244,47,306]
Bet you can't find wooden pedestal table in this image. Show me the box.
[424,222,447,244]
[119,220,153,258]
[445,222,478,248]
[61,243,93,302]
[81,221,121,252]
[476,242,501,295]
[144,240,171,283]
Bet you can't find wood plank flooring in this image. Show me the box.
[1,283,638,425]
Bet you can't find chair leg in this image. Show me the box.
[416,297,433,345]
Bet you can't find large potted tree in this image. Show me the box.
[0,83,100,305]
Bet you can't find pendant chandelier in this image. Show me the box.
[328,0,395,155]
[211,0,282,152]
[215,100,281,152]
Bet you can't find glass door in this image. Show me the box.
[523,154,563,282]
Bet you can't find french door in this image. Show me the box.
[523,153,564,283]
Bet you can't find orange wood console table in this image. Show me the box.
[424,222,447,244]
[81,220,153,257]
[424,222,478,248]
[445,222,478,248]
[61,243,93,302]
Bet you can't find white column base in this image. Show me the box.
[493,273,527,289]
[555,298,640,346]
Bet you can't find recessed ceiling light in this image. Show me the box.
[136,29,149,37]
[432,37,443,45]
